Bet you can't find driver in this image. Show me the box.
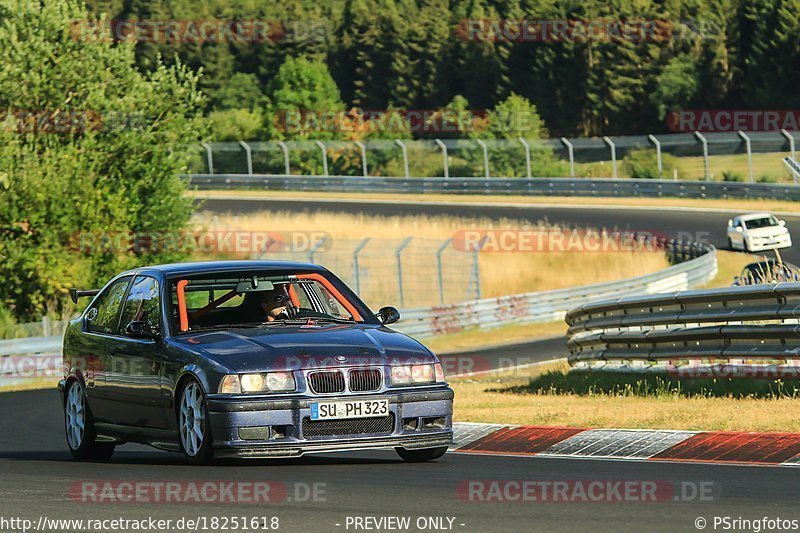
[258,286,299,322]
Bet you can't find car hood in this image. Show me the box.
[745,226,788,237]
[170,323,436,373]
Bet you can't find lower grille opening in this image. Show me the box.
[302,414,396,439]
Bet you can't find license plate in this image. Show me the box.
[310,399,389,420]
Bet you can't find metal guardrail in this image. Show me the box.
[565,282,800,369]
[0,241,716,360]
[395,240,716,339]
[188,174,800,201]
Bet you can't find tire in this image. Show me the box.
[395,446,448,463]
[727,237,734,251]
[64,380,115,461]
[178,379,214,465]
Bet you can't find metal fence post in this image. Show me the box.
[519,137,532,178]
[352,238,370,294]
[472,249,481,299]
[308,235,327,263]
[602,136,617,178]
[276,141,290,175]
[201,142,214,175]
[561,137,575,177]
[355,141,368,177]
[476,139,490,178]
[434,139,449,178]
[435,238,452,305]
[315,140,328,177]
[694,131,710,181]
[395,237,413,307]
[395,140,409,178]
[648,134,663,178]
[239,140,253,175]
[737,130,754,183]
[782,129,796,161]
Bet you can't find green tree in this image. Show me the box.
[0,0,207,321]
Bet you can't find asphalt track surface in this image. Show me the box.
[201,196,800,265]
[3,197,800,532]
[2,389,800,532]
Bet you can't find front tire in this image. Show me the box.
[64,380,115,460]
[395,446,448,463]
[178,379,214,465]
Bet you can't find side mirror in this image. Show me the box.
[779,220,786,227]
[735,226,743,233]
[727,219,733,227]
[376,306,400,325]
[125,320,157,339]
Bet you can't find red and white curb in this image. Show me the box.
[451,422,800,467]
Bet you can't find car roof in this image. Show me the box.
[121,260,327,278]
[738,212,773,220]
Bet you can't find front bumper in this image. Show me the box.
[747,234,792,251]
[206,387,454,458]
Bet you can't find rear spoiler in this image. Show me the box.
[69,288,100,304]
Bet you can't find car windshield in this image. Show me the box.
[744,217,778,229]
[169,272,367,333]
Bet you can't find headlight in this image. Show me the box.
[218,372,296,394]
[390,363,445,386]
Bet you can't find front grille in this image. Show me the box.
[349,368,382,392]
[302,414,395,438]
[308,371,345,394]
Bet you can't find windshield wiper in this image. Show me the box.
[190,322,264,332]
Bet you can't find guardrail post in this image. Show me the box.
[602,136,617,178]
[436,238,452,305]
[782,129,796,161]
[694,131,710,181]
[475,139,490,178]
[648,134,663,178]
[352,238,370,295]
[472,248,481,299]
[434,139,449,178]
[315,140,329,177]
[355,140,368,177]
[561,137,575,177]
[395,237,413,307]
[276,141,290,175]
[308,235,327,263]
[42,316,51,337]
[239,140,253,175]
[394,140,409,178]
[519,137,532,178]
[737,130,754,183]
[201,142,214,175]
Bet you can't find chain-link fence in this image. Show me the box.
[255,237,480,310]
[193,131,800,184]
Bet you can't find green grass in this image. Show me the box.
[505,370,800,399]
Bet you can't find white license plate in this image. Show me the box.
[310,399,389,420]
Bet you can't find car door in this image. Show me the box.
[105,275,168,429]
[730,218,745,248]
[80,275,133,424]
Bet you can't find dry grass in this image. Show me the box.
[191,189,800,214]
[196,210,669,308]
[451,363,800,431]
[425,321,567,355]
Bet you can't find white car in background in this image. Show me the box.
[727,213,792,252]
